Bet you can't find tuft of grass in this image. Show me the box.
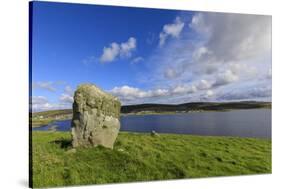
[32,131,271,188]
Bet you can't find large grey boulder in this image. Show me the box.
[71,84,121,149]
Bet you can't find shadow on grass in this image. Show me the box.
[51,138,72,149]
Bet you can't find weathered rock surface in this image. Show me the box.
[71,84,121,149]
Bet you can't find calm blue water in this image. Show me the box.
[32,109,271,138]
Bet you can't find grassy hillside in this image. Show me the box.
[31,109,73,127]
[32,109,73,118]
[31,131,271,188]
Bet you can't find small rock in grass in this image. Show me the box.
[117,148,125,152]
[151,130,159,137]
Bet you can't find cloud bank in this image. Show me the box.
[33,12,272,110]
[111,12,271,105]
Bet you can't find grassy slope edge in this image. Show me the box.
[32,131,271,188]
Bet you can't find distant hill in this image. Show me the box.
[120,101,271,114]
[32,101,271,117]
[32,109,73,118]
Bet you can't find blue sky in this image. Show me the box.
[31,1,272,111]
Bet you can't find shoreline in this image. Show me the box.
[121,107,271,116]
[32,107,271,128]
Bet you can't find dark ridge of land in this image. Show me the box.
[120,101,271,114]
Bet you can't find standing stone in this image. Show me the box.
[71,84,121,149]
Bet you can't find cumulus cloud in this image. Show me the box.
[190,13,271,63]
[110,85,170,103]
[213,70,239,87]
[196,79,212,90]
[100,37,137,63]
[100,42,120,63]
[120,37,137,57]
[31,85,74,112]
[206,90,214,97]
[171,84,197,95]
[199,90,215,101]
[32,81,57,92]
[59,94,73,104]
[159,17,185,47]
[59,85,74,104]
[139,12,271,103]
[31,96,70,112]
[192,46,210,61]
[110,84,200,104]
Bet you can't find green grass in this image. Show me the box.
[32,131,271,188]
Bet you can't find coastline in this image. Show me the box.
[31,106,271,128]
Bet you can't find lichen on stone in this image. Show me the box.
[71,83,121,149]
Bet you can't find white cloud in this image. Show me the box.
[196,79,212,90]
[159,17,185,47]
[32,86,74,112]
[100,37,137,63]
[171,85,187,94]
[214,70,239,87]
[32,81,56,92]
[206,90,214,97]
[190,13,271,63]
[110,84,200,104]
[192,46,210,61]
[59,85,74,104]
[59,94,73,104]
[111,86,150,100]
[100,42,120,63]
[171,84,197,95]
[139,13,271,103]
[32,96,48,105]
[110,85,169,103]
[153,89,169,97]
[31,96,70,112]
[131,56,144,64]
[199,90,215,101]
[120,37,137,57]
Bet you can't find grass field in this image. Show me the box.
[31,131,271,188]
